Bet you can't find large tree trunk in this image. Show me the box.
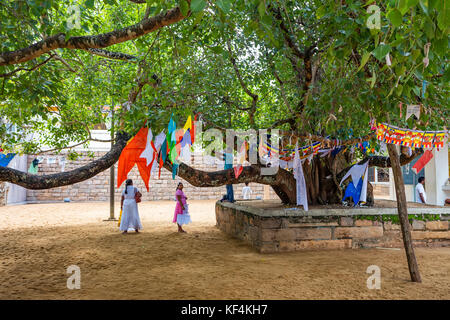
[387,144,422,282]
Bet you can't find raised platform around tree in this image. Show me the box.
[215,200,450,253]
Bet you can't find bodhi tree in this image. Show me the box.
[0,0,448,280]
[1,0,447,201]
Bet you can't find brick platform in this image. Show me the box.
[215,201,450,252]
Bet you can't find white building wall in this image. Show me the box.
[6,154,28,204]
[425,139,449,206]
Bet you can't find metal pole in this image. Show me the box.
[102,61,117,222]
[109,104,115,220]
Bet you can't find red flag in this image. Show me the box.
[158,152,163,179]
[234,165,244,179]
[412,150,433,174]
[191,113,198,144]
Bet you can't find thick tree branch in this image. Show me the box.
[86,49,137,61]
[0,5,188,67]
[271,7,305,59]
[0,132,130,189]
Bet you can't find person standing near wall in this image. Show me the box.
[242,182,253,200]
[415,177,427,204]
[120,179,143,234]
[224,152,235,202]
[173,182,191,233]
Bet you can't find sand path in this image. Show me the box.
[0,201,449,299]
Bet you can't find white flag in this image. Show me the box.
[294,142,308,211]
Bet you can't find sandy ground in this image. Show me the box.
[0,200,449,300]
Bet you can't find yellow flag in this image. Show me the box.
[183,115,192,132]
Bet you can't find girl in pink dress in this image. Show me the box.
[173,182,191,233]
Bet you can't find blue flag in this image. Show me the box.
[180,129,191,148]
[0,153,16,167]
[172,162,179,179]
[168,114,176,134]
[343,177,363,206]
[161,139,168,163]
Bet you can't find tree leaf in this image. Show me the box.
[179,0,189,16]
[190,0,206,13]
[398,0,409,15]
[387,9,403,27]
[316,5,326,19]
[372,44,392,62]
[406,0,419,8]
[85,0,95,9]
[437,6,450,31]
[357,51,371,72]
[216,0,231,13]
[257,0,266,18]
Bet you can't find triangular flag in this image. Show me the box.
[158,152,164,179]
[117,127,152,191]
[161,139,168,163]
[233,141,247,179]
[28,158,39,174]
[139,127,156,166]
[172,162,179,179]
[343,177,364,206]
[154,131,166,152]
[180,143,192,164]
[181,129,192,147]
[234,165,244,178]
[339,161,369,188]
[412,150,433,174]
[183,115,192,132]
[168,115,176,134]
[0,153,16,167]
[293,142,308,211]
[191,114,198,144]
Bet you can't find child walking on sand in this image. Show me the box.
[173,182,191,233]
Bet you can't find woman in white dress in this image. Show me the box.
[120,179,143,234]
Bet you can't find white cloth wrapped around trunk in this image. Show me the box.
[293,142,308,211]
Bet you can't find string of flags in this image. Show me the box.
[376,122,447,150]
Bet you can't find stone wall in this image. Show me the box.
[215,201,450,253]
[25,152,279,203]
[372,184,390,199]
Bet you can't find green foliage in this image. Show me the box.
[355,213,445,223]
[0,0,448,155]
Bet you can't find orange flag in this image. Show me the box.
[117,127,152,191]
